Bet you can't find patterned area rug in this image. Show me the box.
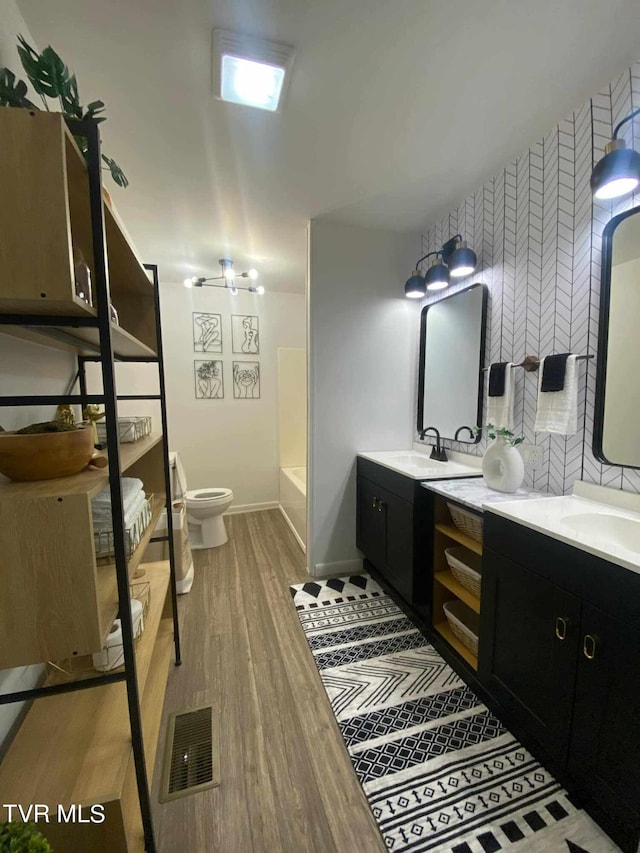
[290,574,620,853]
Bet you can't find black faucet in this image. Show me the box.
[454,425,476,441]
[420,427,448,462]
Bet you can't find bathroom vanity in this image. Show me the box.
[480,485,640,853]
[356,450,481,606]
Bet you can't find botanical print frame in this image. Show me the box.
[193,312,223,353]
[233,361,260,399]
[194,360,224,399]
[232,314,260,354]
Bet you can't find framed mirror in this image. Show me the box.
[594,204,640,467]
[417,283,488,443]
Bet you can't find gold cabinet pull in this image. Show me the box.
[555,616,569,640]
[372,497,378,509]
[377,500,384,513]
[583,634,598,660]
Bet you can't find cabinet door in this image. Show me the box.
[383,492,414,603]
[569,604,640,846]
[481,550,581,763]
[356,477,386,573]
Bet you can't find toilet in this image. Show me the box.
[185,487,234,549]
[168,452,234,551]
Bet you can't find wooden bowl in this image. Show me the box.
[0,427,95,481]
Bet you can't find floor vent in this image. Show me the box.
[159,705,220,802]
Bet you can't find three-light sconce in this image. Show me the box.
[184,258,265,295]
[405,235,477,299]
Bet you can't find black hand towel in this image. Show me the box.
[488,362,509,397]
[541,353,571,392]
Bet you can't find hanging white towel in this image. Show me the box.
[486,363,514,430]
[534,354,578,435]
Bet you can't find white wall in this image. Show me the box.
[308,220,420,577]
[278,348,307,469]
[159,281,306,510]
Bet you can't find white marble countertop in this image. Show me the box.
[422,478,545,512]
[357,447,482,481]
[484,481,640,575]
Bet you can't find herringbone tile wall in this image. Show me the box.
[420,61,640,494]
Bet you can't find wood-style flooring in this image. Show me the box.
[151,509,386,853]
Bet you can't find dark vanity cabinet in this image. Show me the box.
[481,513,640,852]
[356,458,433,608]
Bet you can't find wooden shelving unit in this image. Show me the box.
[432,499,483,671]
[0,109,180,853]
[0,563,172,852]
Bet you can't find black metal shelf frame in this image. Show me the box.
[0,117,182,853]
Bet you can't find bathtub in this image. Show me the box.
[279,466,306,552]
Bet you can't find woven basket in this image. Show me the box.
[447,503,483,543]
[445,546,482,599]
[443,599,480,656]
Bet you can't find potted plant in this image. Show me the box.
[478,423,525,493]
[0,821,53,852]
[0,35,127,188]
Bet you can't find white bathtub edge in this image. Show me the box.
[278,505,307,554]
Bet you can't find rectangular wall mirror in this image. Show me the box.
[417,283,488,443]
[595,204,640,468]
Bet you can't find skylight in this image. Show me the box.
[221,55,285,111]
[213,29,295,113]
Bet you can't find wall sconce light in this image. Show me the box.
[404,236,477,298]
[184,258,264,293]
[591,107,640,200]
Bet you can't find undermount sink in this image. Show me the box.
[387,454,446,468]
[561,512,640,554]
[357,449,482,480]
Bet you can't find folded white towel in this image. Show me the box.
[93,489,147,530]
[93,477,144,509]
[534,355,578,435]
[486,363,515,430]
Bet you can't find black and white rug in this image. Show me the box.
[290,574,620,853]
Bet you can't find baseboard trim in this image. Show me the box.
[312,558,363,579]
[226,501,279,516]
[278,505,306,554]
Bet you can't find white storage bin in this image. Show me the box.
[443,599,480,656]
[444,546,482,599]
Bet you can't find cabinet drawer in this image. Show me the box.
[356,457,415,502]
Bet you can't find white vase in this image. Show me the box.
[482,436,525,493]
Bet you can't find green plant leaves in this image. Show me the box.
[4,35,129,189]
[102,155,129,188]
[83,99,106,123]
[18,36,74,105]
[0,68,36,108]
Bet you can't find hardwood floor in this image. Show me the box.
[151,510,386,853]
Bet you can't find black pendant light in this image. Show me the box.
[404,270,426,299]
[448,239,477,278]
[425,256,449,290]
[591,108,640,201]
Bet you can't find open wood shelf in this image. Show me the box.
[0,562,171,818]
[0,320,157,360]
[0,433,163,499]
[0,110,157,358]
[434,522,483,556]
[434,570,481,614]
[434,620,478,670]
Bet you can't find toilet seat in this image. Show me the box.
[186,488,233,505]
